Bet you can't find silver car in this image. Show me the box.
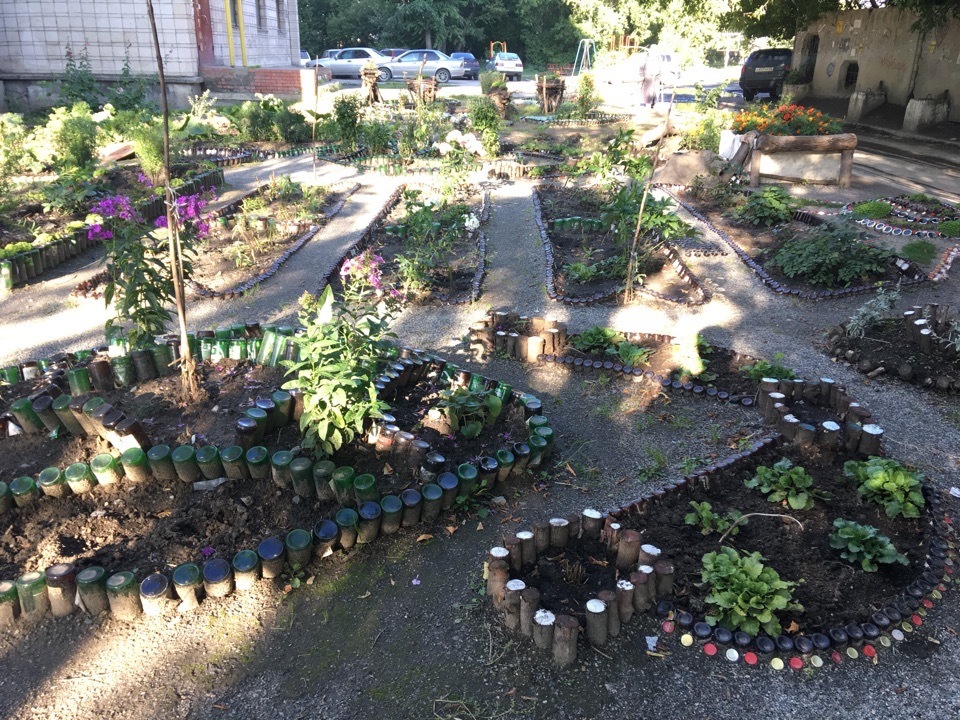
[319,47,386,78]
[377,49,466,83]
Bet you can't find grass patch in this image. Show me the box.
[899,240,937,265]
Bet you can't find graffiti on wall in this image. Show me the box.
[880,56,907,74]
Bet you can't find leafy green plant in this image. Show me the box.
[129,122,167,185]
[106,46,154,112]
[224,94,310,143]
[469,96,501,156]
[739,352,795,381]
[562,261,598,283]
[44,102,99,170]
[770,219,892,287]
[684,501,745,536]
[571,326,624,354]
[734,186,794,227]
[845,282,901,339]
[573,73,599,119]
[609,341,653,366]
[333,94,362,149]
[829,518,908,572]
[580,128,651,185]
[843,456,926,519]
[938,219,960,237]
[61,44,99,106]
[851,200,892,219]
[41,166,104,215]
[900,240,936,265]
[436,387,502,439]
[360,119,393,155]
[745,457,825,510]
[479,71,505,94]
[701,547,801,636]
[283,285,396,456]
[0,114,33,193]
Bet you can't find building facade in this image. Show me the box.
[0,0,304,110]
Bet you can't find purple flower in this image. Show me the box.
[201,546,215,557]
[154,215,168,228]
[137,171,153,187]
[411,575,421,586]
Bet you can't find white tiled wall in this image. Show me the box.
[0,0,199,78]
[209,0,300,68]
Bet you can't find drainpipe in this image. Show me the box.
[223,0,236,66]
[236,0,249,67]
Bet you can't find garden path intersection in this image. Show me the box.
[2,142,960,719]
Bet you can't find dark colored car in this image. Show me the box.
[451,52,480,80]
[739,48,793,101]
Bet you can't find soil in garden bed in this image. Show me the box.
[621,443,927,633]
[537,185,696,302]
[526,537,617,620]
[688,199,905,291]
[826,318,960,391]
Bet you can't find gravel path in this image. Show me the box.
[2,153,960,719]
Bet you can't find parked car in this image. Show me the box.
[739,48,793,101]
[379,48,408,59]
[451,52,480,80]
[488,52,523,81]
[376,49,466,83]
[318,47,386,78]
[299,50,311,67]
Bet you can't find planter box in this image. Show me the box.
[747,132,857,188]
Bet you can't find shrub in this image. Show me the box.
[360,120,393,154]
[610,341,653,366]
[333,94,362,149]
[469,96,501,156]
[745,457,826,511]
[0,114,32,191]
[571,326,624,354]
[900,240,937,265]
[283,285,396,457]
[845,282,901,339]
[843,456,925,519]
[734,186,794,227]
[830,519,908,572]
[225,95,311,143]
[731,103,843,136]
[680,114,725,152]
[573,73,600,119]
[480,71,505,94]
[771,219,892,287]
[701,547,801,636]
[128,123,166,185]
[61,45,99,107]
[938,219,960,237]
[851,200,892,219]
[45,103,99,170]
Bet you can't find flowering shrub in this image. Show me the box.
[731,103,842,136]
[434,129,485,159]
[153,192,212,241]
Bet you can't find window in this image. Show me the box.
[844,61,859,89]
[231,0,240,28]
[256,0,266,30]
[276,0,284,33]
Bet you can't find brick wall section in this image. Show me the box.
[202,66,325,100]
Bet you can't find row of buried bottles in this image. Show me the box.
[0,413,557,626]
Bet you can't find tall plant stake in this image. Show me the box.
[146,0,199,401]
[624,85,676,303]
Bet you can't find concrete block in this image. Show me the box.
[903,93,950,133]
[846,89,886,122]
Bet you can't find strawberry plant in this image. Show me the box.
[684,501,745,536]
[842,456,925,519]
[745,457,827,511]
[701,547,801,636]
[829,518,908,572]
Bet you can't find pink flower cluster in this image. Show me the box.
[154,193,211,239]
[92,195,139,222]
[340,250,385,290]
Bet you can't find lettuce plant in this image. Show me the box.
[829,518,908,572]
[843,456,925,519]
[745,457,826,511]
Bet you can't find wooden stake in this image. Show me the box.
[616,530,641,571]
[599,589,620,638]
[486,559,509,609]
[504,534,522,571]
[552,614,579,667]
[604,521,622,554]
[565,513,581,540]
[549,518,570,547]
[527,335,545,362]
[616,579,635,624]
[533,609,556,650]
[630,568,653,613]
[520,587,541,638]
[581,508,604,540]
[516,530,536,566]
[487,546,510,566]
[504,579,526,632]
[858,424,883,456]
[654,559,674,598]
[533,522,550,553]
[585,598,608,647]
[637,544,661,567]
[819,421,841,451]
[506,332,519,358]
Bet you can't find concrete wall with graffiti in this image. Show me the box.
[793,8,960,122]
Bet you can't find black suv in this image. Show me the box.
[739,48,793,101]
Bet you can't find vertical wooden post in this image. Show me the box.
[839,149,854,188]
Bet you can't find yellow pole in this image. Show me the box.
[236,0,248,67]
[223,0,235,66]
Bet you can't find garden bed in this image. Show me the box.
[668,188,926,299]
[326,184,489,305]
[533,185,710,305]
[824,302,960,393]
